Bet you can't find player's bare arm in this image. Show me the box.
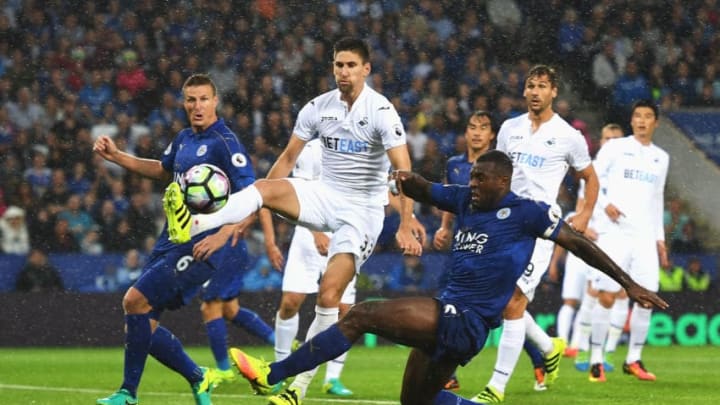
[567,164,598,233]
[433,211,454,250]
[258,208,284,270]
[387,146,424,256]
[93,135,171,182]
[389,170,432,204]
[554,222,668,310]
[265,134,307,180]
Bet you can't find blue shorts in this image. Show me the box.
[200,240,250,301]
[135,236,241,312]
[432,298,491,366]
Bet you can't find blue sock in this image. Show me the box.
[121,314,152,396]
[149,326,203,385]
[268,324,352,385]
[524,340,545,368]
[434,389,477,404]
[206,318,231,370]
[232,308,274,344]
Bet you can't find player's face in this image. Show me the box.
[333,50,370,96]
[600,128,623,146]
[183,84,218,131]
[465,115,495,153]
[523,74,557,115]
[469,162,506,210]
[630,106,658,139]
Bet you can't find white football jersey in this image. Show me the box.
[497,113,592,205]
[594,136,668,240]
[292,138,322,181]
[292,85,406,203]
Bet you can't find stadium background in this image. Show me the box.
[0,0,718,348]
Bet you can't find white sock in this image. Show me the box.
[574,294,597,351]
[590,303,611,365]
[605,297,629,353]
[190,185,263,236]
[274,312,299,362]
[289,306,339,397]
[325,351,348,382]
[488,318,525,393]
[556,304,576,342]
[525,311,553,354]
[626,304,652,364]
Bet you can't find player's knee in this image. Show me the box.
[122,288,150,314]
[316,289,342,307]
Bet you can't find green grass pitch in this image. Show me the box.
[1,345,718,404]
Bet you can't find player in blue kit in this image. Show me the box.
[228,150,667,405]
[434,111,546,391]
[93,74,270,405]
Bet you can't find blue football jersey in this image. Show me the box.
[445,153,472,186]
[155,118,255,254]
[430,183,562,327]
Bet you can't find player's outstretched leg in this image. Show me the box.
[163,182,192,243]
[96,389,138,405]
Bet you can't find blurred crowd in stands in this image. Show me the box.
[0,0,718,292]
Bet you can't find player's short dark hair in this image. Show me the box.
[334,37,370,63]
[476,150,513,177]
[526,65,558,88]
[631,99,659,119]
[183,73,217,96]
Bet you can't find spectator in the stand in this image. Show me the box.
[0,205,30,255]
[79,68,114,118]
[67,161,93,196]
[658,260,684,292]
[242,256,282,292]
[47,218,80,253]
[5,86,46,131]
[105,218,137,252]
[671,60,696,105]
[15,248,64,292]
[147,90,185,131]
[207,50,237,99]
[115,49,147,98]
[57,194,96,243]
[406,116,429,164]
[95,199,119,249]
[40,169,71,215]
[664,198,690,249]
[23,151,52,198]
[612,59,651,124]
[386,255,434,292]
[684,257,711,292]
[672,219,704,254]
[116,248,144,292]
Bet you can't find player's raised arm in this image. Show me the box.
[265,134,307,180]
[93,134,171,182]
[553,222,668,310]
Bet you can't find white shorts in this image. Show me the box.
[282,226,357,304]
[517,238,555,302]
[288,178,385,272]
[590,231,659,293]
[562,250,589,301]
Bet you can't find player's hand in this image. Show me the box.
[193,228,232,261]
[626,283,669,310]
[93,135,118,161]
[433,226,451,250]
[408,215,427,246]
[312,231,330,256]
[604,204,625,223]
[265,242,284,271]
[396,223,423,256]
[584,226,599,241]
[567,211,591,233]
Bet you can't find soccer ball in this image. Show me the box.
[181,163,230,214]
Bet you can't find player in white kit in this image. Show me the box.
[549,124,626,371]
[273,138,357,397]
[587,100,669,383]
[472,65,600,404]
[163,37,424,405]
